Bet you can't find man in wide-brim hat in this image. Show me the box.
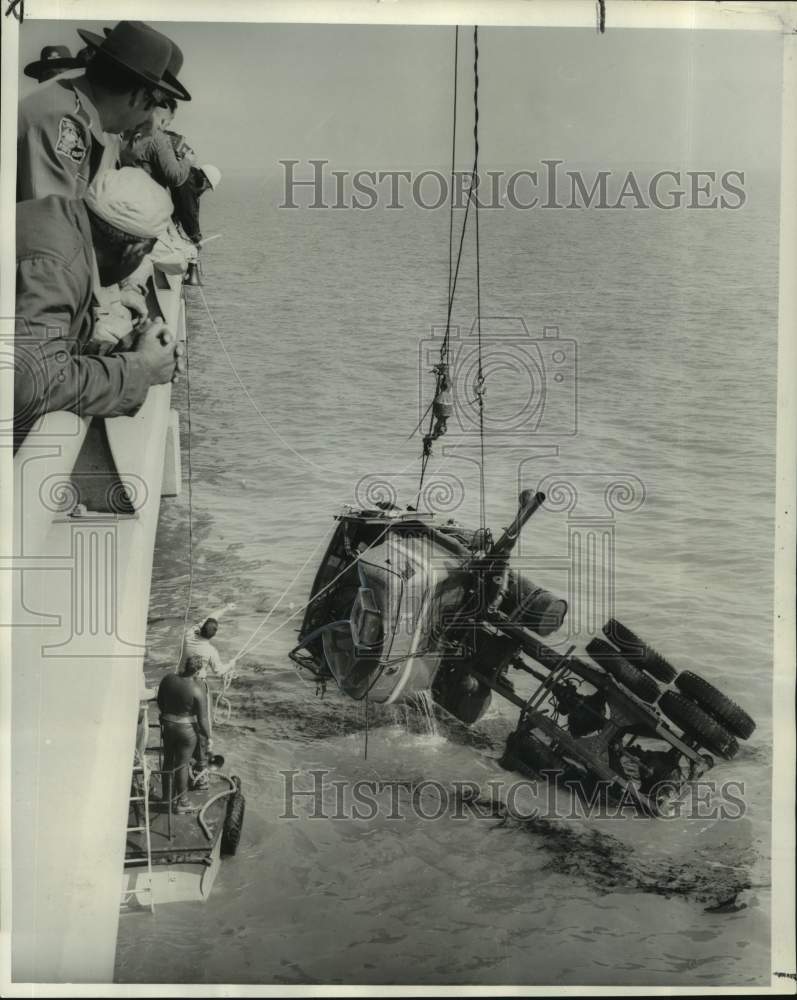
[94,23,192,101]
[18,20,191,202]
[119,34,194,192]
[23,45,90,84]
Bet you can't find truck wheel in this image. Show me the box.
[221,776,245,857]
[602,618,677,683]
[674,671,756,740]
[659,691,739,759]
[432,666,492,725]
[586,638,660,703]
[501,729,564,779]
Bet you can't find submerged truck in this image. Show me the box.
[291,491,756,816]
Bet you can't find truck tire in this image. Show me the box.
[674,671,756,740]
[586,638,660,703]
[659,691,739,759]
[602,618,678,683]
[501,729,564,779]
[221,776,245,857]
[432,668,492,725]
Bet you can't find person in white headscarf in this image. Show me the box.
[14,166,185,446]
[85,164,175,349]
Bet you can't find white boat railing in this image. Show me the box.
[9,266,185,983]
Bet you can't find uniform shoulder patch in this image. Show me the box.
[55,116,87,164]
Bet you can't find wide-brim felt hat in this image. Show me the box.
[162,39,191,102]
[24,45,84,81]
[102,26,191,102]
[76,20,186,100]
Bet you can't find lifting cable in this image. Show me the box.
[447,26,460,313]
[416,25,487,535]
[473,26,486,534]
[178,30,486,675]
[364,691,369,760]
[177,327,195,667]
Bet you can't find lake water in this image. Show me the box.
[115,170,778,987]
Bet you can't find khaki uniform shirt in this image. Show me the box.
[17,76,121,202]
[15,196,150,444]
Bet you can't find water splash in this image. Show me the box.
[390,689,440,739]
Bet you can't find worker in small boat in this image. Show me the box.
[14,166,185,448]
[179,603,236,679]
[17,20,189,202]
[178,605,236,786]
[157,655,211,812]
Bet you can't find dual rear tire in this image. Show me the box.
[658,690,739,760]
[602,618,677,683]
[585,637,660,704]
[674,670,756,740]
[590,621,756,761]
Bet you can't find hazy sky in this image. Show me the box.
[18,20,782,173]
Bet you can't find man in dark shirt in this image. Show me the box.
[172,164,221,245]
[157,656,211,811]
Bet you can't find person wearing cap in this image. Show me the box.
[172,164,222,245]
[14,167,185,447]
[17,20,190,202]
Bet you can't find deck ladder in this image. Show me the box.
[121,755,155,913]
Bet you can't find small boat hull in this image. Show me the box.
[122,771,239,911]
[122,841,221,908]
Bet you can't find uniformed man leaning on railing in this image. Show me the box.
[17,20,190,202]
[14,166,186,448]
